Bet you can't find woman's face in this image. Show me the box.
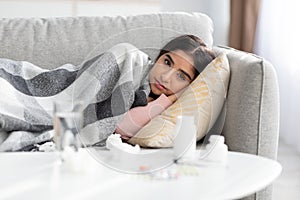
[149,50,196,96]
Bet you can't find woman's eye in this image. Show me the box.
[177,72,187,81]
[164,58,171,66]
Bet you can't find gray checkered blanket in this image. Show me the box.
[0,43,151,151]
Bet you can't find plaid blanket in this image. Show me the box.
[0,43,151,151]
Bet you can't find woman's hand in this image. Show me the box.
[147,96,154,102]
[167,93,178,103]
[167,89,186,103]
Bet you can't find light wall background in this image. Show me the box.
[161,0,230,46]
[254,0,300,154]
[0,0,160,18]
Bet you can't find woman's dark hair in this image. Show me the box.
[155,35,216,78]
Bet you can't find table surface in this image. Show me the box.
[0,149,282,200]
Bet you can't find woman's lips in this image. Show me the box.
[155,79,166,90]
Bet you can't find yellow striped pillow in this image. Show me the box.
[128,53,230,147]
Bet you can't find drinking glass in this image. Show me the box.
[53,100,83,152]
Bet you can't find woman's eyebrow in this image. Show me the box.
[166,54,192,81]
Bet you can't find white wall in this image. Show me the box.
[0,0,160,18]
[77,1,160,17]
[254,0,300,154]
[0,1,73,18]
[161,0,230,46]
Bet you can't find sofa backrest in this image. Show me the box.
[0,12,213,69]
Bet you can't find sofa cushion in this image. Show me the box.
[128,53,230,147]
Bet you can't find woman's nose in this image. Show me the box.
[161,68,174,83]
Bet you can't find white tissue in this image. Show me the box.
[106,134,140,153]
[202,135,228,164]
[37,141,56,152]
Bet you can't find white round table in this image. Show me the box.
[0,150,281,200]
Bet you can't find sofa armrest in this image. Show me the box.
[213,45,279,160]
